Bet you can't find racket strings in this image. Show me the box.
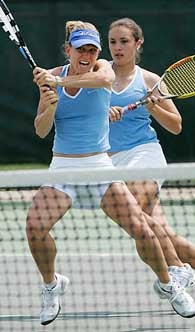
[0,0,36,69]
[0,5,19,43]
[163,59,195,97]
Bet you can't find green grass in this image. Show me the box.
[0,164,48,170]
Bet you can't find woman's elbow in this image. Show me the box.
[35,130,47,139]
[35,124,50,138]
[98,75,113,88]
[98,70,115,88]
[34,120,49,138]
[106,72,115,87]
[172,120,182,135]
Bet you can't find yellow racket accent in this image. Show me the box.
[123,55,195,112]
[167,55,195,71]
[162,55,195,98]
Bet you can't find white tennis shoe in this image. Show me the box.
[40,273,70,325]
[153,278,195,318]
[168,264,195,289]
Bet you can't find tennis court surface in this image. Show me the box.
[0,165,195,331]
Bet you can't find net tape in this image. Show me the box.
[1,162,195,188]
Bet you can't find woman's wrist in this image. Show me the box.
[55,76,61,87]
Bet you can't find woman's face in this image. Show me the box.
[66,44,100,74]
[108,25,141,66]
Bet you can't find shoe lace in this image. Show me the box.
[170,280,192,305]
[169,265,195,288]
[41,286,56,309]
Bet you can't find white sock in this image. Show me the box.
[159,280,172,291]
[44,277,57,290]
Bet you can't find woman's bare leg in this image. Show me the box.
[152,202,195,268]
[26,187,72,283]
[127,181,195,268]
[101,182,170,283]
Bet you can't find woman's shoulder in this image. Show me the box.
[140,67,160,88]
[97,58,111,64]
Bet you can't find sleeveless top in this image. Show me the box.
[52,64,111,154]
[109,65,158,152]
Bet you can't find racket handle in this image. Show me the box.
[123,103,137,113]
[19,46,37,69]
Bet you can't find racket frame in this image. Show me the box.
[124,55,195,112]
[0,0,36,69]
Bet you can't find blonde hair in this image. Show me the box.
[65,20,98,43]
[109,18,144,64]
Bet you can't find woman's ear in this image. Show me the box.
[65,43,71,56]
[136,38,144,50]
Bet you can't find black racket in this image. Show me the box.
[0,0,36,69]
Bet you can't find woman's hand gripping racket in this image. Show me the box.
[0,0,36,69]
[123,55,195,112]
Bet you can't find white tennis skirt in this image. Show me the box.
[44,153,116,209]
[111,142,167,189]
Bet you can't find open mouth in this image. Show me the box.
[79,60,90,66]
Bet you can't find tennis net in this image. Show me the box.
[0,163,195,332]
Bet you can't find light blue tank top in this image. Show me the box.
[52,65,111,154]
[109,65,158,152]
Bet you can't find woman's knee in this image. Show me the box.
[127,182,159,215]
[126,219,154,240]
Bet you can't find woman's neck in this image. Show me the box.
[112,62,136,78]
[112,62,137,92]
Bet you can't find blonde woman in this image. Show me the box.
[26,20,195,325]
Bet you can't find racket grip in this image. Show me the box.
[123,103,137,113]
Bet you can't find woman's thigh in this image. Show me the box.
[100,181,140,222]
[126,181,159,215]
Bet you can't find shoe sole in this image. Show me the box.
[171,304,195,318]
[154,282,195,318]
[41,305,61,326]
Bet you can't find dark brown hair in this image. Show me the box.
[109,18,144,64]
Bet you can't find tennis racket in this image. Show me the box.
[123,55,195,112]
[0,0,36,69]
